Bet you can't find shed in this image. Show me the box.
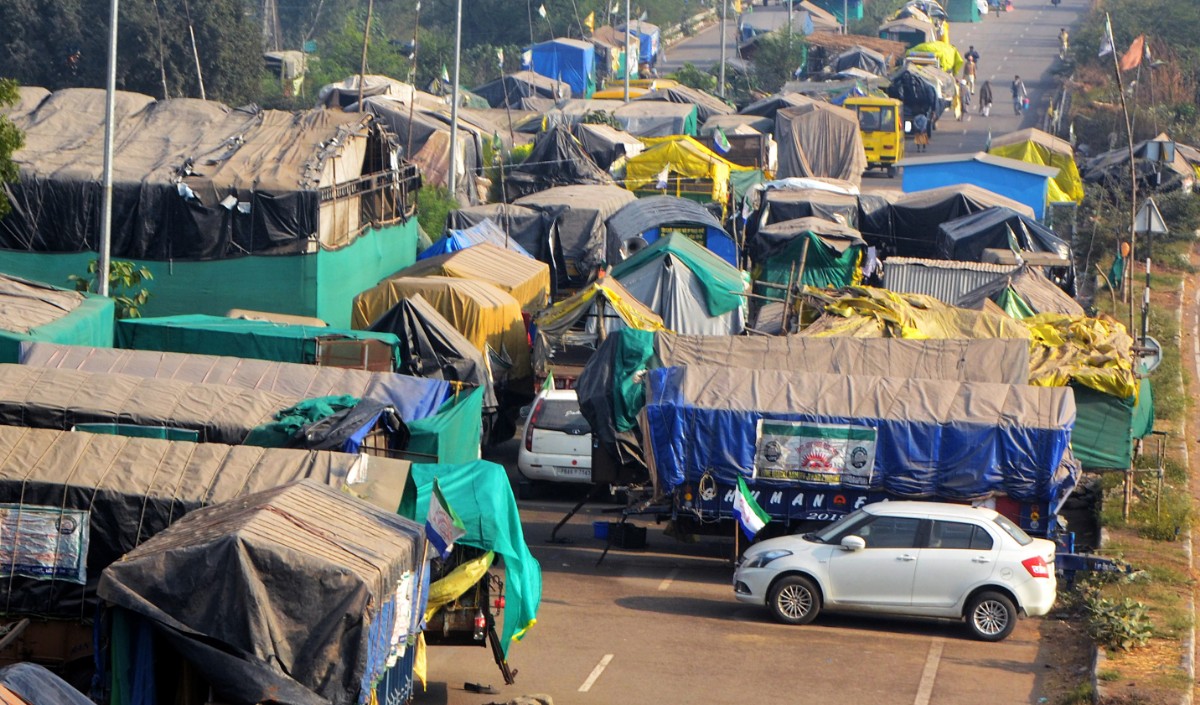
[883,257,1019,305]
[0,274,114,364]
[878,17,936,47]
[573,122,645,170]
[616,20,661,65]
[774,99,868,184]
[897,151,1059,219]
[514,185,638,287]
[387,241,551,312]
[988,128,1084,203]
[862,184,1035,258]
[529,38,597,98]
[606,196,735,266]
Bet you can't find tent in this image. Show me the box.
[389,242,550,313]
[616,21,661,65]
[605,195,736,266]
[623,136,759,204]
[529,38,597,98]
[608,233,747,335]
[906,41,964,74]
[0,424,403,617]
[878,17,936,47]
[615,101,698,137]
[937,206,1073,268]
[473,71,569,109]
[988,128,1085,203]
[513,185,638,288]
[419,217,534,260]
[1082,132,1196,194]
[117,314,402,370]
[633,85,734,124]
[774,99,868,184]
[760,187,862,228]
[832,46,889,76]
[98,480,426,705]
[886,63,955,123]
[738,92,810,121]
[0,664,93,705]
[573,122,644,170]
[590,26,640,81]
[863,184,1035,258]
[503,125,613,201]
[0,273,114,364]
[353,276,532,385]
[749,217,866,291]
[957,265,1085,317]
[448,203,556,276]
[800,285,1032,339]
[698,114,774,137]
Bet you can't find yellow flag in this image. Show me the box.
[584,10,595,32]
[732,0,743,13]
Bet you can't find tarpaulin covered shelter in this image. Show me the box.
[615,101,698,137]
[937,206,1073,278]
[0,274,114,364]
[573,122,644,170]
[0,424,399,617]
[528,38,596,98]
[99,480,426,705]
[899,152,1059,219]
[878,17,936,47]
[448,204,556,275]
[605,195,735,266]
[590,26,640,81]
[634,85,734,125]
[760,187,862,228]
[608,233,747,335]
[833,46,889,75]
[698,114,774,137]
[774,99,868,184]
[473,71,569,109]
[514,185,637,288]
[989,128,1084,204]
[387,242,551,313]
[863,184,1034,258]
[886,63,955,123]
[117,314,403,370]
[906,41,964,74]
[419,217,533,260]
[749,217,866,291]
[642,364,1077,510]
[502,125,613,201]
[1082,132,1196,194]
[353,276,531,384]
[623,136,758,204]
[800,285,1031,339]
[739,92,810,121]
[956,265,1085,317]
[617,20,661,65]
[318,74,421,108]
[0,663,94,705]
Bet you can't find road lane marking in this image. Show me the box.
[578,654,614,692]
[658,568,679,591]
[913,638,945,705]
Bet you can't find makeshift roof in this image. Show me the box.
[513,184,638,286]
[762,188,861,228]
[573,122,644,169]
[609,232,746,317]
[906,41,964,74]
[800,285,1032,340]
[0,664,94,705]
[884,257,1021,305]
[988,129,1085,203]
[317,74,423,108]
[503,125,612,200]
[624,136,755,202]
[738,92,810,119]
[805,32,907,57]
[534,274,665,338]
[1083,132,1196,190]
[937,205,1072,262]
[0,274,115,364]
[390,241,550,312]
[698,114,774,137]
[879,16,936,34]
[751,217,866,291]
[99,480,424,705]
[606,195,725,244]
[634,85,733,124]
[897,151,1060,178]
[775,99,868,184]
[473,71,568,109]
[957,265,1085,317]
[419,217,534,260]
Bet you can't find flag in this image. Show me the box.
[440,64,450,83]
[639,9,648,21]
[655,165,670,189]
[425,479,466,558]
[1098,15,1114,57]
[740,195,754,221]
[414,0,420,10]
[733,476,770,541]
[1119,35,1145,71]
[713,126,731,154]
[492,131,503,152]
[584,11,595,32]
[497,48,505,68]
[1106,249,1125,290]
[542,371,555,391]
[538,3,547,18]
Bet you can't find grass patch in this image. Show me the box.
[1097,669,1121,682]
[1058,681,1094,704]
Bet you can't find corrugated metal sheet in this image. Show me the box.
[884,257,1017,305]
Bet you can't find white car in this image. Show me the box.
[517,388,592,486]
[733,501,1057,641]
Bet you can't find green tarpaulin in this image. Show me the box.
[244,395,360,447]
[753,231,863,294]
[407,387,484,464]
[0,283,114,364]
[996,286,1036,319]
[1071,377,1153,469]
[399,460,541,656]
[609,234,745,317]
[613,328,656,433]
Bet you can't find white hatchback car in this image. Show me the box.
[733,501,1057,641]
[517,388,592,485]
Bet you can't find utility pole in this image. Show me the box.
[448,0,463,195]
[624,0,632,102]
[719,0,727,99]
[358,0,375,112]
[99,0,119,297]
[843,0,849,33]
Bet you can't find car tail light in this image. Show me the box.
[473,610,486,640]
[525,400,543,452]
[1022,555,1050,578]
[493,596,505,610]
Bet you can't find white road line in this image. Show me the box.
[578,654,614,692]
[913,638,945,705]
[658,568,679,591]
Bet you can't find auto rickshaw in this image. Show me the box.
[843,96,905,178]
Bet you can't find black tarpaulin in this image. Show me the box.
[449,203,557,281]
[866,184,1034,258]
[633,85,733,124]
[473,71,568,109]
[886,65,955,124]
[937,206,1071,262]
[573,123,643,170]
[503,125,613,201]
[737,92,809,120]
[833,46,888,76]
[98,480,423,705]
[763,188,862,228]
[513,185,637,288]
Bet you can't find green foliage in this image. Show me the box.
[1059,681,1095,704]
[751,28,806,95]
[670,62,718,93]
[68,260,154,319]
[0,78,24,220]
[1086,595,1154,651]
[581,110,622,128]
[416,185,457,241]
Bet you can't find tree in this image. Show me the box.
[69,260,154,319]
[0,79,23,220]
[752,28,806,95]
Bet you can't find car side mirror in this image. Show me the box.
[841,535,866,552]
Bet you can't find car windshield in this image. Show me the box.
[809,509,870,544]
[534,399,591,434]
[993,514,1034,546]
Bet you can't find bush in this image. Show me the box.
[1086,596,1153,651]
[670,62,718,93]
[416,185,458,239]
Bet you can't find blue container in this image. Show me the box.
[593,521,609,540]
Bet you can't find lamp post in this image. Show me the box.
[719,0,727,99]
[448,0,462,196]
[98,0,119,297]
[624,0,632,102]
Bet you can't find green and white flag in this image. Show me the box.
[440,64,451,83]
[538,3,548,18]
[713,126,731,154]
[425,478,466,558]
[733,475,770,541]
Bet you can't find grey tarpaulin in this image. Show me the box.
[738,92,810,120]
[572,123,644,170]
[833,46,888,76]
[503,125,612,201]
[1082,132,1196,192]
[605,196,725,247]
[886,64,957,124]
[473,71,569,109]
[937,206,1074,288]
[0,663,95,705]
[633,85,734,124]
[0,424,401,617]
[749,216,866,266]
[98,480,423,705]
[762,188,862,228]
[448,203,557,276]
[864,184,1034,258]
[773,99,868,185]
[957,265,1085,316]
[514,185,637,287]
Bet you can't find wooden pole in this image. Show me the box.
[358,0,376,112]
[1104,13,1138,330]
[405,1,421,157]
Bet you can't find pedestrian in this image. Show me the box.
[963,55,977,93]
[957,80,971,121]
[1058,28,1070,60]
[965,45,981,68]
[979,80,993,116]
[1011,75,1027,115]
[912,112,930,151]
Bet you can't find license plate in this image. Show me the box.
[554,466,590,479]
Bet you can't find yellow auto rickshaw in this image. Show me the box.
[843,96,905,178]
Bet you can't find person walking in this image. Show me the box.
[1058,28,1070,60]
[912,112,930,151]
[979,80,993,116]
[1011,75,1027,115]
[963,55,977,93]
[965,46,981,67]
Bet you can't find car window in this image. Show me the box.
[854,515,921,549]
[857,108,881,132]
[993,514,1033,546]
[928,520,994,550]
[533,399,591,434]
[813,509,870,544]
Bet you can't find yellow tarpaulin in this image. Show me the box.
[624,135,754,203]
[1023,313,1138,399]
[799,286,1031,340]
[534,275,666,335]
[988,128,1085,203]
[414,552,495,689]
[907,41,964,75]
[390,242,551,312]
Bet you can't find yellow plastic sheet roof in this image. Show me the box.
[988,129,1085,203]
[1024,313,1138,399]
[625,135,753,202]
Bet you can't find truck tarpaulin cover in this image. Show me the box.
[419,217,534,260]
[0,425,396,617]
[387,242,551,312]
[642,365,1078,508]
[98,480,425,705]
[937,206,1072,263]
[514,185,638,287]
[448,204,557,274]
[862,184,1034,258]
[528,39,596,98]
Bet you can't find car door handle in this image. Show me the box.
[897,554,916,562]
[972,557,992,563]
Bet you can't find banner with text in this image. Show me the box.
[753,421,877,487]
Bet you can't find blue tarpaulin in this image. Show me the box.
[418,218,534,261]
[528,38,596,98]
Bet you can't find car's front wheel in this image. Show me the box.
[966,591,1017,641]
[768,575,821,625]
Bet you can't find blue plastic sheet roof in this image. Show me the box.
[418,218,533,261]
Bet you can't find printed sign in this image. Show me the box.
[0,505,89,584]
[753,420,877,487]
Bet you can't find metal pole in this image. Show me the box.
[843,0,848,33]
[719,0,727,99]
[98,0,119,298]
[358,0,375,112]
[788,0,793,35]
[448,0,462,196]
[624,0,631,102]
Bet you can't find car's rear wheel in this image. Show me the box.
[768,576,821,625]
[967,591,1017,641]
